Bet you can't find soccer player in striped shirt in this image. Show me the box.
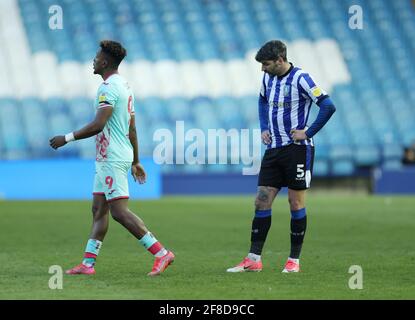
[227,40,336,273]
[49,40,174,276]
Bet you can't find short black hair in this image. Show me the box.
[100,40,127,68]
[255,40,287,62]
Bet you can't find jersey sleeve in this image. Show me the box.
[259,73,267,98]
[97,83,119,109]
[298,73,328,104]
[130,94,135,115]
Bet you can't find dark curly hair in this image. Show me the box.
[100,40,127,68]
[255,40,287,62]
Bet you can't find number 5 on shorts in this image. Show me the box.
[296,164,305,178]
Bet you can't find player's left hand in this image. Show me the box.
[290,129,308,141]
[132,162,147,184]
[49,136,67,149]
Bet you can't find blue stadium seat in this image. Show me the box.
[331,160,355,176]
[140,97,168,122]
[68,98,94,127]
[239,96,258,124]
[6,0,415,175]
[166,97,191,122]
[313,159,329,176]
[0,99,28,159]
[20,98,51,157]
[214,96,245,128]
[382,159,403,170]
[329,145,353,161]
[315,143,329,160]
[382,144,404,161]
[354,145,380,167]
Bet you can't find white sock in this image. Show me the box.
[155,248,168,258]
[248,253,261,262]
[288,257,299,264]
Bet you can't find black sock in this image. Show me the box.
[249,210,272,255]
[290,208,307,259]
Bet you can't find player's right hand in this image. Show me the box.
[49,135,67,149]
[132,163,147,184]
[261,130,272,145]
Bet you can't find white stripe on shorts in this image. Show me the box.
[305,170,311,188]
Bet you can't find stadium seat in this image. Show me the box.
[331,160,355,176]
[382,144,404,162]
[166,97,191,122]
[382,159,403,170]
[313,159,329,176]
[329,145,353,162]
[0,0,413,176]
[354,145,381,167]
[0,99,28,159]
[68,97,94,126]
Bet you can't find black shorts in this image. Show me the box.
[258,144,315,190]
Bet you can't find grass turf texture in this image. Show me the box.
[0,195,414,299]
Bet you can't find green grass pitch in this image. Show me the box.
[0,195,414,299]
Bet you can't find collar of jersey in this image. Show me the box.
[277,62,294,80]
[103,72,119,84]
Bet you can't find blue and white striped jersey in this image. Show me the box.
[259,64,328,149]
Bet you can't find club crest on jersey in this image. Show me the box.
[283,85,291,97]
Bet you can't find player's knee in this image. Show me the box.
[255,188,272,210]
[92,205,99,216]
[255,198,267,210]
[255,197,270,210]
[288,197,303,211]
[110,209,124,223]
[92,205,108,220]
